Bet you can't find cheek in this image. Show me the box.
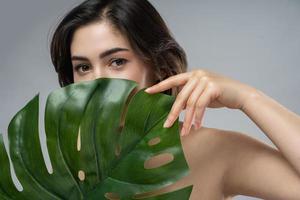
[111,61,148,88]
[130,64,155,89]
[126,62,149,84]
[73,71,79,83]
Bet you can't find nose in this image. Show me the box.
[92,65,109,80]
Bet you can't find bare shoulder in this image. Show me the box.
[176,122,245,198]
[179,122,300,198]
[178,122,240,178]
[179,121,277,163]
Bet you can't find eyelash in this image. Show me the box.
[74,58,128,73]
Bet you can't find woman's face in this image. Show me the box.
[70,21,156,90]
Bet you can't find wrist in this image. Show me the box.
[240,87,264,112]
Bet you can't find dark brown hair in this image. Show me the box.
[50,0,188,96]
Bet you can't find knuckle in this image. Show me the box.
[207,81,216,89]
[195,104,202,110]
[194,75,202,83]
[186,99,195,108]
[201,75,210,82]
[176,93,185,102]
[196,99,205,108]
[199,76,208,85]
[194,70,204,77]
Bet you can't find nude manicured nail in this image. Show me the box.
[163,119,171,128]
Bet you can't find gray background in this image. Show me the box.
[0,0,299,199]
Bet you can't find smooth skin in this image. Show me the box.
[70,21,300,199]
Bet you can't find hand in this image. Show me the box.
[144,69,257,136]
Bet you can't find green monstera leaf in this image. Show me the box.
[0,78,193,199]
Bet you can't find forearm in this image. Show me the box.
[241,88,300,176]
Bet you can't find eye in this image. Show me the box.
[109,58,128,69]
[74,64,91,74]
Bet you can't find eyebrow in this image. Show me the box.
[71,47,130,61]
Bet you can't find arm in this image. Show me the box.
[241,89,300,176]
[144,69,300,198]
[220,130,300,199]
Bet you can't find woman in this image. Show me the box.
[50,0,300,199]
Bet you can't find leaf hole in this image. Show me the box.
[78,170,85,181]
[77,126,81,151]
[148,137,161,146]
[104,192,120,200]
[144,153,174,169]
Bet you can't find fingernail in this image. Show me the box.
[145,88,151,93]
[163,119,171,128]
[195,122,200,129]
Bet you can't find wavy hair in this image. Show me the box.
[50,0,188,96]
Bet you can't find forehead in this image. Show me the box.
[70,21,131,54]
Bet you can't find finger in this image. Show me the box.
[163,78,199,128]
[145,73,190,93]
[194,86,215,129]
[194,107,205,129]
[181,79,207,134]
[181,106,196,136]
